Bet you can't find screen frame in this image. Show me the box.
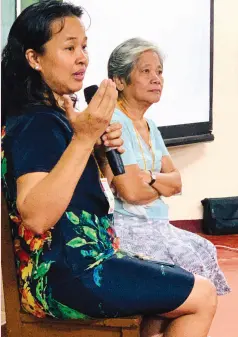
[161,0,214,147]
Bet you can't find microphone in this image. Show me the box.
[84,85,125,176]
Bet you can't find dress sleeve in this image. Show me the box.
[11,112,70,179]
[111,110,137,166]
[150,119,170,156]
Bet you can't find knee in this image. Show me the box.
[206,239,217,254]
[160,275,218,320]
[195,276,217,316]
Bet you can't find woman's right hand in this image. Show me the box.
[63,79,118,146]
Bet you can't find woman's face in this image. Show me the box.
[37,16,88,96]
[123,50,164,106]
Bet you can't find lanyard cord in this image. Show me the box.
[92,151,104,179]
[117,101,155,171]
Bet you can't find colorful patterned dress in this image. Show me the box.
[1,105,194,319]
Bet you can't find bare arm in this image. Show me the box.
[17,137,94,234]
[140,155,182,197]
[100,163,114,185]
[17,79,118,234]
[93,122,124,185]
[112,164,159,205]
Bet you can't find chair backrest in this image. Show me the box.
[1,192,22,333]
[1,193,142,337]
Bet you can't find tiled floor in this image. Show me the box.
[203,234,238,337]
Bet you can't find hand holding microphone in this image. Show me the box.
[84,84,125,176]
[63,79,118,146]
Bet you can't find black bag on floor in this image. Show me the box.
[201,196,238,235]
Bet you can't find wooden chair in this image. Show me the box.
[1,194,142,337]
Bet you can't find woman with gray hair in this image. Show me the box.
[107,38,230,296]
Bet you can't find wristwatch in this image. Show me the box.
[148,170,156,186]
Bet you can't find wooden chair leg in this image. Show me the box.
[1,324,7,337]
[121,327,140,337]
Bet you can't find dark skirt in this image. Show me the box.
[51,254,195,318]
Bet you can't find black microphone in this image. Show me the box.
[84,85,125,176]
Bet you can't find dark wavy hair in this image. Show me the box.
[1,0,84,123]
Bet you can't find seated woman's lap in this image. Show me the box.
[51,255,195,318]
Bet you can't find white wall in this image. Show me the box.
[166,0,238,220]
[76,0,211,127]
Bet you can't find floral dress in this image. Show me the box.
[1,105,195,319]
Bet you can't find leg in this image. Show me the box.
[115,214,230,296]
[51,256,216,337]
[141,316,169,337]
[161,275,217,337]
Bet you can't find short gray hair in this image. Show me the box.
[107,37,163,85]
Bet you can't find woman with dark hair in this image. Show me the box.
[1,1,217,336]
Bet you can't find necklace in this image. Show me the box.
[92,151,104,178]
[117,101,155,171]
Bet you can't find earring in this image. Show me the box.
[35,65,39,70]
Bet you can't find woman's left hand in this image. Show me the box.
[96,122,124,154]
[139,170,153,184]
